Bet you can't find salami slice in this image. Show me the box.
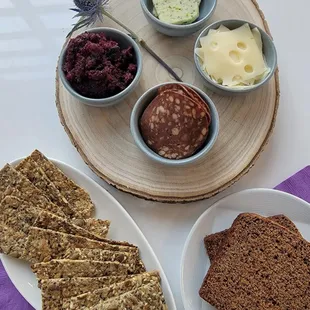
[158,84,211,123]
[140,90,210,159]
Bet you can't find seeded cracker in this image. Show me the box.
[40,276,135,310]
[33,211,108,242]
[32,259,129,279]
[23,228,139,263]
[67,271,160,309]
[30,150,94,218]
[64,248,146,273]
[73,218,110,239]
[16,157,78,218]
[0,165,66,217]
[4,185,110,239]
[90,282,167,310]
[0,223,27,259]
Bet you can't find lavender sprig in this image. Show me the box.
[68,0,182,82]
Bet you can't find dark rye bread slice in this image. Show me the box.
[23,228,138,263]
[204,214,302,262]
[200,213,310,310]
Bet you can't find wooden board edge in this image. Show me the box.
[55,0,280,203]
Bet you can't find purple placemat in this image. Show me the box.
[0,166,310,309]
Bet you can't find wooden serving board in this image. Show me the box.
[56,0,280,202]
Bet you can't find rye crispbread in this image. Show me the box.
[30,150,94,218]
[32,259,129,279]
[64,248,145,274]
[73,218,110,239]
[39,275,135,310]
[200,213,310,310]
[66,271,160,309]
[16,157,77,218]
[89,282,167,310]
[23,228,138,263]
[33,211,108,242]
[0,165,66,217]
[204,214,302,262]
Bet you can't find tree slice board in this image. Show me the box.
[56,0,280,202]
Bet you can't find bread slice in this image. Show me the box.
[63,248,145,274]
[23,228,138,263]
[0,165,65,217]
[204,214,301,262]
[39,276,135,310]
[32,259,129,279]
[200,213,310,310]
[66,271,160,309]
[89,282,167,310]
[30,150,94,218]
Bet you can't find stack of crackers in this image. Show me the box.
[0,150,168,310]
[200,213,310,309]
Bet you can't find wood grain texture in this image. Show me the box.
[56,0,280,202]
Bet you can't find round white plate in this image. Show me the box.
[1,158,177,310]
[180,188,310,310]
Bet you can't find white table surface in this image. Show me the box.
[0,1,309,309]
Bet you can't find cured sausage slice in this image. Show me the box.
[140,90,210,159]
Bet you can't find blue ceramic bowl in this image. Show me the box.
[130,82,219,166]
[59,27,143,107]
[140,0,217,37]
[194,19,278,95]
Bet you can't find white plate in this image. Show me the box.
[1,158,177,310]
[180,188,310,310]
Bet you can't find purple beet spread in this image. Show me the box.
[63,32,137,98]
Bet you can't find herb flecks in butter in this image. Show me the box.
[152,0,199,25]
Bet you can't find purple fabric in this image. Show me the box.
[0,261,33,309]
[0,166,310,309]
[275,166,310,203]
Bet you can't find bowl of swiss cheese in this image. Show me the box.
[194,19,277,95]
[130,82,219,166]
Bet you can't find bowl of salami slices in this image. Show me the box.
[130,82,219,166]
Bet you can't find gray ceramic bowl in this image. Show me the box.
[140,0,217,37]
[194,19,278,95]
[130,82,219,166]
[59,27,142,107]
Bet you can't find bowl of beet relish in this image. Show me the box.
[59,27,142,107]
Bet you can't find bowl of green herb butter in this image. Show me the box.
[140,0,217,37]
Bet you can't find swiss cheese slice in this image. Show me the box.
[195,24,270,87]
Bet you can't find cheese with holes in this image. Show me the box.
[195,24,270,87]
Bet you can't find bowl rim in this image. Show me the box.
[140,0,217,30]
[130,82,220,166]
[58,27,143,104]
[194,19,278,93]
